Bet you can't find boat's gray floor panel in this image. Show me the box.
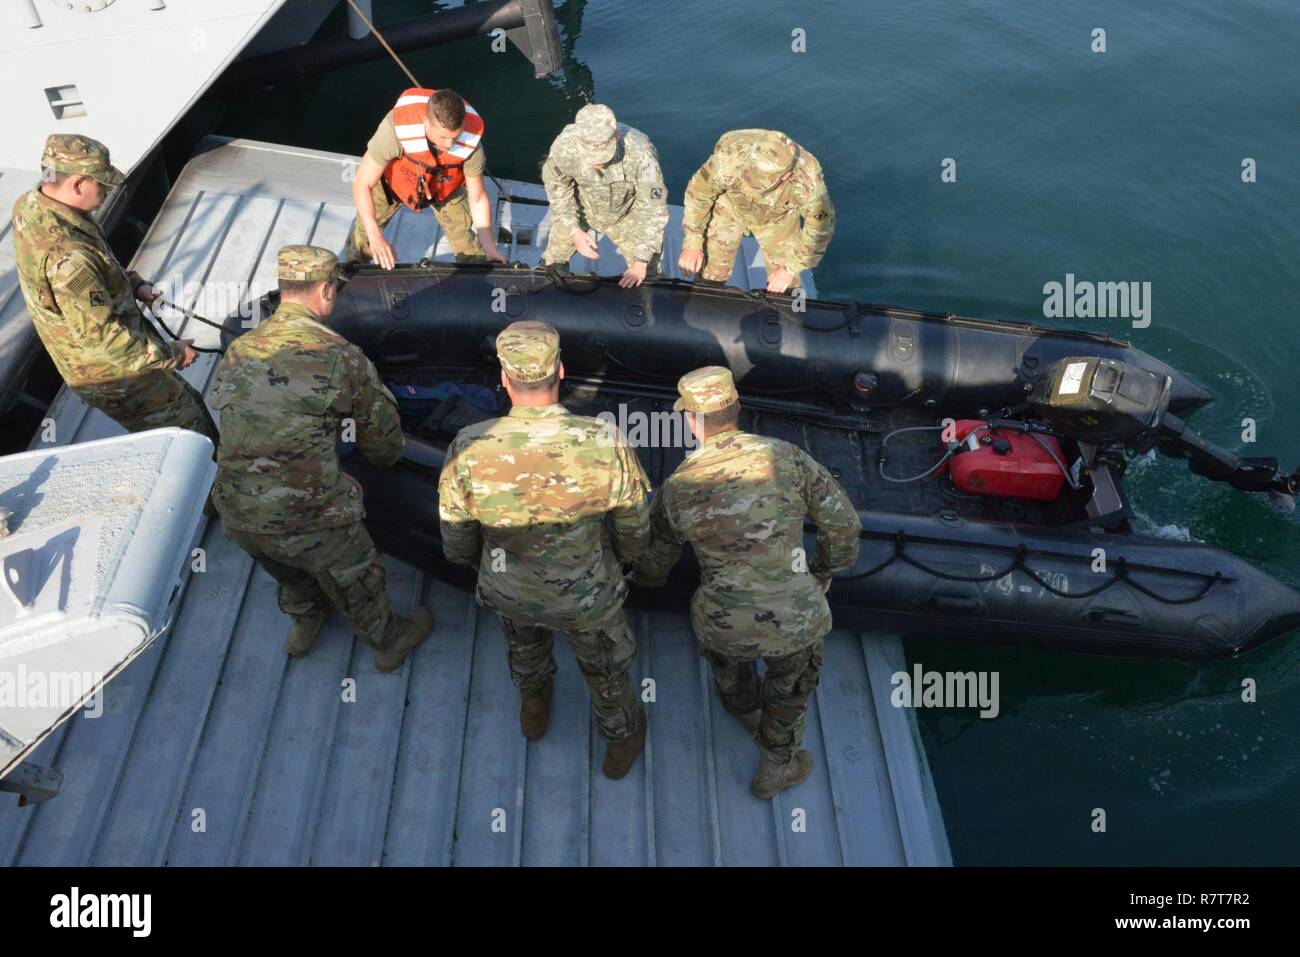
[0,139,949,866]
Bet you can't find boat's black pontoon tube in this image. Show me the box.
[321,263,1214,420]
[344,436,1300,662]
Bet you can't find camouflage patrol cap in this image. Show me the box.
[41,134,124,187]
[497,320,561,382]
[574,104,619,164]
[739,131,800,192]
[673,366,739,414]
[276,245,344,283]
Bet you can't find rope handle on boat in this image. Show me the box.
[740,288,856,333]
[600,348,680,382]
[530,273,857,331]
[833,531,1226,605]
[543,265,605,295]
[525,269,851,336]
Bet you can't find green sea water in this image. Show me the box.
[217,0,1300,864]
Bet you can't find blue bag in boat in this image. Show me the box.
[388,381,499,414]
[388,381,500,436]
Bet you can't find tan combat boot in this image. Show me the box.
[520,677,554,740]
[750,749,814,800]
[374,607,434,673]
[602,711,646,780]
[285,607,330,658]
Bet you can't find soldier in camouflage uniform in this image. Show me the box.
[12,134,217,443]
[678,130,835,294]
[210,245,433,669]
[541,103,669,288]
[438,320,652,778]
[634,367,861,799]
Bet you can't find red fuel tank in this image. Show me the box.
[945,420,1067,501]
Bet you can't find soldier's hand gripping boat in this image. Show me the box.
[257,261,1300,662]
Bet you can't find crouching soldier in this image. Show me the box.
[677,129,834,293]
[346,87,506,268]
[633,367,861,798]
[210,245,433,669]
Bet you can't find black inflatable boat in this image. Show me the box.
[281,261,1300,661]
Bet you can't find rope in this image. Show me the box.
[344,0,421,87]
[157,299,232,335]
[601,349,680,382]
[832,530,1227,605]
[739,288,855,332]
[596,346,846,405]
[147,299,226,355]
[546,267,604,295]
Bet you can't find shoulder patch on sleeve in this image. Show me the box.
[56,260,103,301]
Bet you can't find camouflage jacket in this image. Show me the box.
[438,403,652,630]
[541,125,669,262]
[11,187,180,393]
[635,428,860,656]
[210,301,403,533]
[681,130,836,274]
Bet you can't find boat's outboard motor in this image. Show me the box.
[1029,357,1300,509]
[1027,356,1170,444]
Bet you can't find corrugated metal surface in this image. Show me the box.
[0,138,949,866]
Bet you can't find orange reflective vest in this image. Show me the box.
[382,87,484,210]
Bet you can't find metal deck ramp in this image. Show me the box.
[0,138,950,865]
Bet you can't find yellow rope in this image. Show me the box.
[344,0,421,87]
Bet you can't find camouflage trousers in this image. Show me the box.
[344,178,483,264]
[542,209,662,276]
[702,639,825,760]
[226,520,401,651]
[77,372,218,447]
[499,610,642,742]
[699,192,803,287]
